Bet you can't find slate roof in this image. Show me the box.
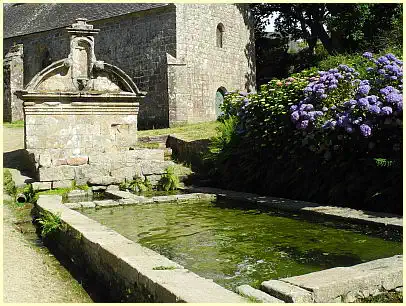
[4,3,169,38]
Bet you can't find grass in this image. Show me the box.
[138,121,220,142]
[356,291,403,303]
[152,266,178,270]
[137,142,161,149]
[36,188,72,196]
[3,120,220,141]
[3,120,24,128]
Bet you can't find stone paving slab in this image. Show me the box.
[78,201,96,208]
[261,280,313,303]
[94,200,119,208]
[188,186,403,229]
[236,284,285,303]
[263,255,403,303]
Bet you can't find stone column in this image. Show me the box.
[3,44,24,122]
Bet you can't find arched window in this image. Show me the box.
[216,23,225,48]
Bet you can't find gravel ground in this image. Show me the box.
[3,126,93,303]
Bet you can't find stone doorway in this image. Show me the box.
[215,87,227,117]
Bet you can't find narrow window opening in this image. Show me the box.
[216,23,225,48]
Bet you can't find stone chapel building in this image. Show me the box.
[4,3,256,128]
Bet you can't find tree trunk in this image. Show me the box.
[310,22,334,54]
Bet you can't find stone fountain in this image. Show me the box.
[17,19,173,189]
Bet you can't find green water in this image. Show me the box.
[82,199,403,291]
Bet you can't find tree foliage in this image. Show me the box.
[251,3,402,54]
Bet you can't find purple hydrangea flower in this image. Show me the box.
[345,126,354,133]
[291,111,300,122]
[397,101,403,112]
[297,120,309,129]
[385,53,397,61]
[363,52,373,59]
[367,95,378,104]
[290,105,298,112]
[304,104,314,111]
[377,56,390,65]
[380,86,397,96]
[368,104,381,114]
[385,92,402,104]
[381,106,393,115]
[358,85,371,95]
[358,98,369,108]
[360,124,372,137]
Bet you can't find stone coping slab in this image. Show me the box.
[187,186,403,229]
[63,191,217,210]
[36,195,248,303]
[261,255,403,303]
[236,284,285,303]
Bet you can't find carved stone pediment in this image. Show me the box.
[21,18,145,98]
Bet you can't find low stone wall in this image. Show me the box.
[166,135,210,169]
[30,149,174,188]
[138,135,168,148]
[188,186,403,230]
[36,195,248,303]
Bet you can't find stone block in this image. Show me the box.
[38,166,75,181]
[126,149,164,161]
[66,156,89,166]
[282,255,404,303]
[92,185,107,192]
[94,200,119,208]
[52,180,73,189]
[110,165,142,181]
[106,185,120,192]
[145,174,162,185]
[152,195,177,203]
[38,153,52,167]
[118,198,138,206]
[64,202,82,210]
[32,181,52,191]
[139,160,174,175]
[236,285,285,303]
[53,158,68,166]
[66,189,91,202]
[78,201,96,209]
[88,176,121,186]
[74,165,110,183]
[261,280,313,303]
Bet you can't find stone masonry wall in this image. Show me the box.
[4,4,256,127]
[92,6,177,129]
[4,5,177,129]
[3,44,24,122]
[170,4,256,125]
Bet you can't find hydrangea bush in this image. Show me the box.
[209,52,402,213]
[288,53,402,159]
